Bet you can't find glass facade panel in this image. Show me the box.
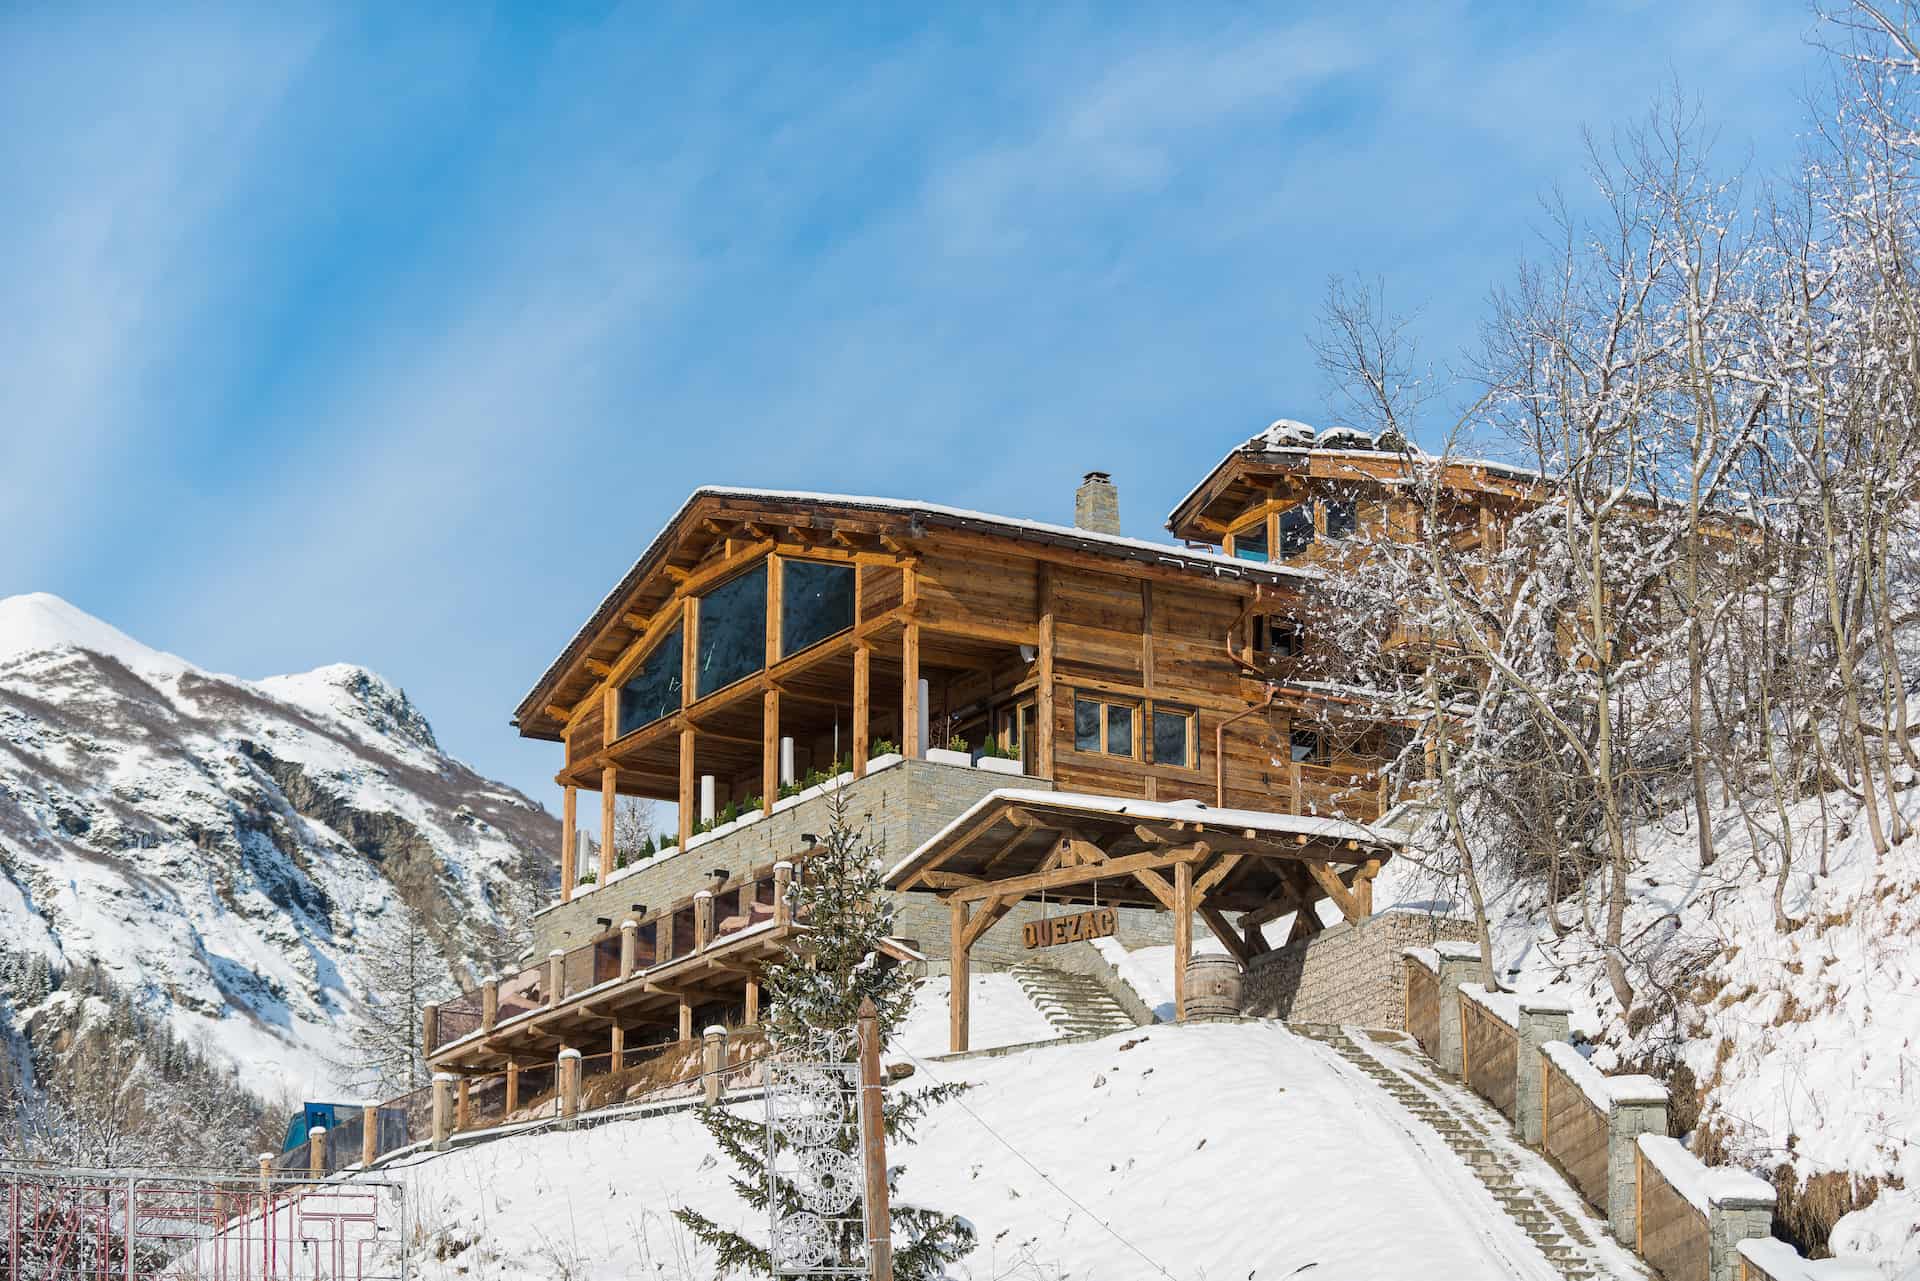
[1074,697,1101,751]
[1290,728,1321,762]
[1152,708,1191,767]
[1324,498,1357,540]
[1233,523,1269,561]
[696,563,767,698]
[781,560,855,656]
[616,624,683,736]
[1105,703,1134,756]
[1279,505,1315,557]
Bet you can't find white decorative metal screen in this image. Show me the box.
[764,1031,872,1277]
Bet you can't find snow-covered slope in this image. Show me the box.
[0,593,557,1101]
[389,1019,1598,1281]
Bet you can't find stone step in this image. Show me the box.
[1010,964,1137,1038]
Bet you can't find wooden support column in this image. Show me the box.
[745,977,761,1026]
[456,1079,471,1131]
[902,623,921,759]
[949,898,971,1054]
[599,764,618,883]
[560,785,577,902]
[677,725,696,850]
[505,1062,520,1115]
[762,688,780,813]
[1036,565,1055,780]
[610,1022,625,1066]
[773,861,794,927]
[678,998,694,1044]
[852,643,870,777]
[362,1104,378,1168]
[1173,860,1194,1022]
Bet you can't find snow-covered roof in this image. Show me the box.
[884,786,1401,886]
[516,487,1321,731]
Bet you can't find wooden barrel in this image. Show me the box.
[1184,954,1245,1020]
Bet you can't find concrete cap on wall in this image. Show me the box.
[695,890,712,899]
[557,1048,582,1060]
[1517,994,1574,1014]
[774,861,794,870]
[549,949,566,958]
[620,918,639,929]
[703,1025,727,1038]
[1433,941,1480,961]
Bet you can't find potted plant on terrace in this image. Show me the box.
[926,734,972,768]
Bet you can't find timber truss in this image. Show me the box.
[884,789,1399,1052]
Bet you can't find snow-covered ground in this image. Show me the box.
[388,1017,1592,1280]
[893,972,1060,1059]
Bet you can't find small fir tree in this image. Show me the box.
[674,790,974,1278]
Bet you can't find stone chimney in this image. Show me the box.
[1074,471,1120,536]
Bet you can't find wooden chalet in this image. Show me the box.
[426,421,1568,1075]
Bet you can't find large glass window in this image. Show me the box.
[1152,707,1194,767]
[1279,505,1316,557]
[1323,498,1357,540]
[781,560,855,656]
[1232,521,1269,562]
[1290,728,1323,763]
[696,563,767,698]
[617,624,683,736]
[1074,697,1101,751]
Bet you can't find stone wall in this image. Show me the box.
[532,759,1177,961]
[1242,909,1475,1028]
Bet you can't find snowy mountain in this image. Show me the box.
[0,592,557,1104]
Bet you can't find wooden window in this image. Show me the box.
[1151,706,1196,768]
[1323,498,1357,540]
[1279,505,1315,558]
[780,559,855,657]
[616,624,684,736]
[1230,518,1269,562]
[695,562,768,698]
[1289,728,1324,764]
[1253,616,1302,658]
[1072,694,1139,759]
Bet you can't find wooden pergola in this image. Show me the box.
[884,790,1400,1052]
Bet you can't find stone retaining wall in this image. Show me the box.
[1242,909,1474,1027]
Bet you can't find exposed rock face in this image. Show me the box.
[0,593,557,1099]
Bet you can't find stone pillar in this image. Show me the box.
[619,918,639,979]
[1607,1082,1670,1243]
[422,1003,440,1058]
[547,949,565,1007]
[431,1073,455,1151]
[481,979,499,1033]
[308,1125,327,1177]
[694,890,714,950]
[1707,1188,1777,1281]
[1431,942,1480,1076]
[558,1048,582,1122]
[773,862,793,927]
[1515,996,1571,1145]
[702,1025,728,1106]
[361,1104,379,1168]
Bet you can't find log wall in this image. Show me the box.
[1541,1052,1609,1210]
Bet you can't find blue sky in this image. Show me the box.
[1,3,1822,809]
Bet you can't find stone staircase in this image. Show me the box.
[1010,962,1139,1038]
[1293,1024,1651,1281]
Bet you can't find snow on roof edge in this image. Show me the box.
[884,785,1401,886]
[1636,1134,1775,1213]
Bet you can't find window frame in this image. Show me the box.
[778,556,856,660]
[1226,513,1270,563]
[1149,704,1198,770]
[693,561,769,700]
[613,621,685,738]
[1071,692,1141,761]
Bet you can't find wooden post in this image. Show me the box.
[773,861,793,927]
[745,977,761,1026]
[308,1126,326,1178]
[456,1078,471,1132]
[1036,565,1055,780]
[505,1062,520,1116]
[422,1003,440,1058]
[362,1104,379,1168]
[702,1025,727,1106]
[852,642,870,778]
[257,1152,272,1198]
[611,1022,626,1066]
[902,623,921,759]
[678,725,696,850]
[678,998,694,1044]
[1173,861,1193,1022]
[482,979,499,1033]
[695,890,714,950]
[762,687,780,814]
[857,998,895,1281]
[1355,858,1381,918]
[431,1075,453,1151]
[558,1049,581,1121]
[619,918,638,979]
[560,784,577,901]
[950,899,971,1054]
[599,765,618,882]
[657,909,675,965]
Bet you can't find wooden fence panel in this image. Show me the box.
[1638,1146,1710,1281]
[1462,999,1518,1118]
[1406,961,1439,1059]
[1541,1052,1609,1209]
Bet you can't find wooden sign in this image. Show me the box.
[1022,907,1118,950]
